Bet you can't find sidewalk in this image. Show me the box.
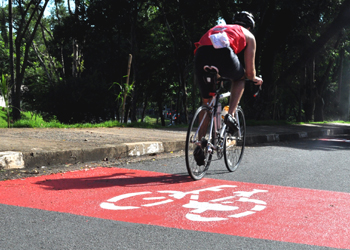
[1,123,350,169]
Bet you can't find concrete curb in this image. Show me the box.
[1,127,349,169]
[246,127,350,145]
[19,141,187,169]
[0,151,25,169]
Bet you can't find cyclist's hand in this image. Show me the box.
[253,76,263,86]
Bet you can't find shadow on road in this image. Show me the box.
[35,168,192,191]
[250,135,350,151]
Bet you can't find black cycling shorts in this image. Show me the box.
[194,46,244,98]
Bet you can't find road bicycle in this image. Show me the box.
[185,66,260,180]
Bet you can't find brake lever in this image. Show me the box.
[253,85,262,98]
[246,75,262,97]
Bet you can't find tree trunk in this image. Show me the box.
[314,96,324,122]
[12,0,49,121]
[304,59,316,122]
[121,54,133,123]
[314,33,343,122]
[32,42,52,84]
[338,48,344,105]
[9,0,15,120]
[129,3,140,123]
[157,99,165,127]
[338,48,346,119]
[182,77,189,124]
[141,95,148,123]
[124,97,130,123]
[13,39,22,120]
[54,0,66,80]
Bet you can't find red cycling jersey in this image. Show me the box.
[194,25,246,55]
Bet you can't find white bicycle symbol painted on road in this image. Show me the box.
[100,185,268,222]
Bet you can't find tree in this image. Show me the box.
[12,0,49,121]
[8,0,350,125]
[275,0,350,87]
[0,74,10,127]
[273,0,350,121]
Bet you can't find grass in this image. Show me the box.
[0,109,178,129]
[1,108,349,129]
[297,120,350,125]
[246,119,350,126]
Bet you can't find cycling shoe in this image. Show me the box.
[193,137,208,166]
[193,145,205,166]
[224,114,238,133]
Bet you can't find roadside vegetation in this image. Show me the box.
[1,109,349,129]
[0,109,179,129]
[1,1,350,128]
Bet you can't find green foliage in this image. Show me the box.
[0,109,172,129]
[13,112,63,128]
[28,73,116,124]
[0,40,9,73]
[0,74,10,128]
[0,74,7,104]
[1,0,350,125]
[109,75,134,120]
[0,108,8,127]
[2,108,348,129]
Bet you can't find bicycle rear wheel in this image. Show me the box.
[224,106,246,172]
[185,106,213,180]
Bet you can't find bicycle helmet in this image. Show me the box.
[233,11,255,30]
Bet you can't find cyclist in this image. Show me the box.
[193,11,263,166]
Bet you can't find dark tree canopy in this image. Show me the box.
[1,0,350,124]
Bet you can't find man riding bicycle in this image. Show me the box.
[193,11,263,165]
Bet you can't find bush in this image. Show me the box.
[23,72,118,124]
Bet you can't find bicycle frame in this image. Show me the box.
[186,71,258,180]
[192,84,242,154]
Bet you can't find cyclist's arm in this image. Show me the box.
[242,28,262,85]
[242,28,256,80]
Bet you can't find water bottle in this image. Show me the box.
[221,105,229,120]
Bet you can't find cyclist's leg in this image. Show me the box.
[218,48,245,130]
[199,97,212,139]
[192,97,212,168]
[228,78,245,116]
[194,47,215,141]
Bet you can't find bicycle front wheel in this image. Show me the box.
[185,106,213,180]
[224,106,246,172]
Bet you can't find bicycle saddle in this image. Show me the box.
[203,65,220,84]
[204,65,219,74]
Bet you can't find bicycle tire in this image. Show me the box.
[185,106,213,180]
[224,106,246,172]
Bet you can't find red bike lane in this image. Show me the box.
[0,167,349,249]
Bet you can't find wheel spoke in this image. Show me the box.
[185,106,213,180]
[224,107,246,172]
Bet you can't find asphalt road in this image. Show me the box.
[1,137,350,250]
